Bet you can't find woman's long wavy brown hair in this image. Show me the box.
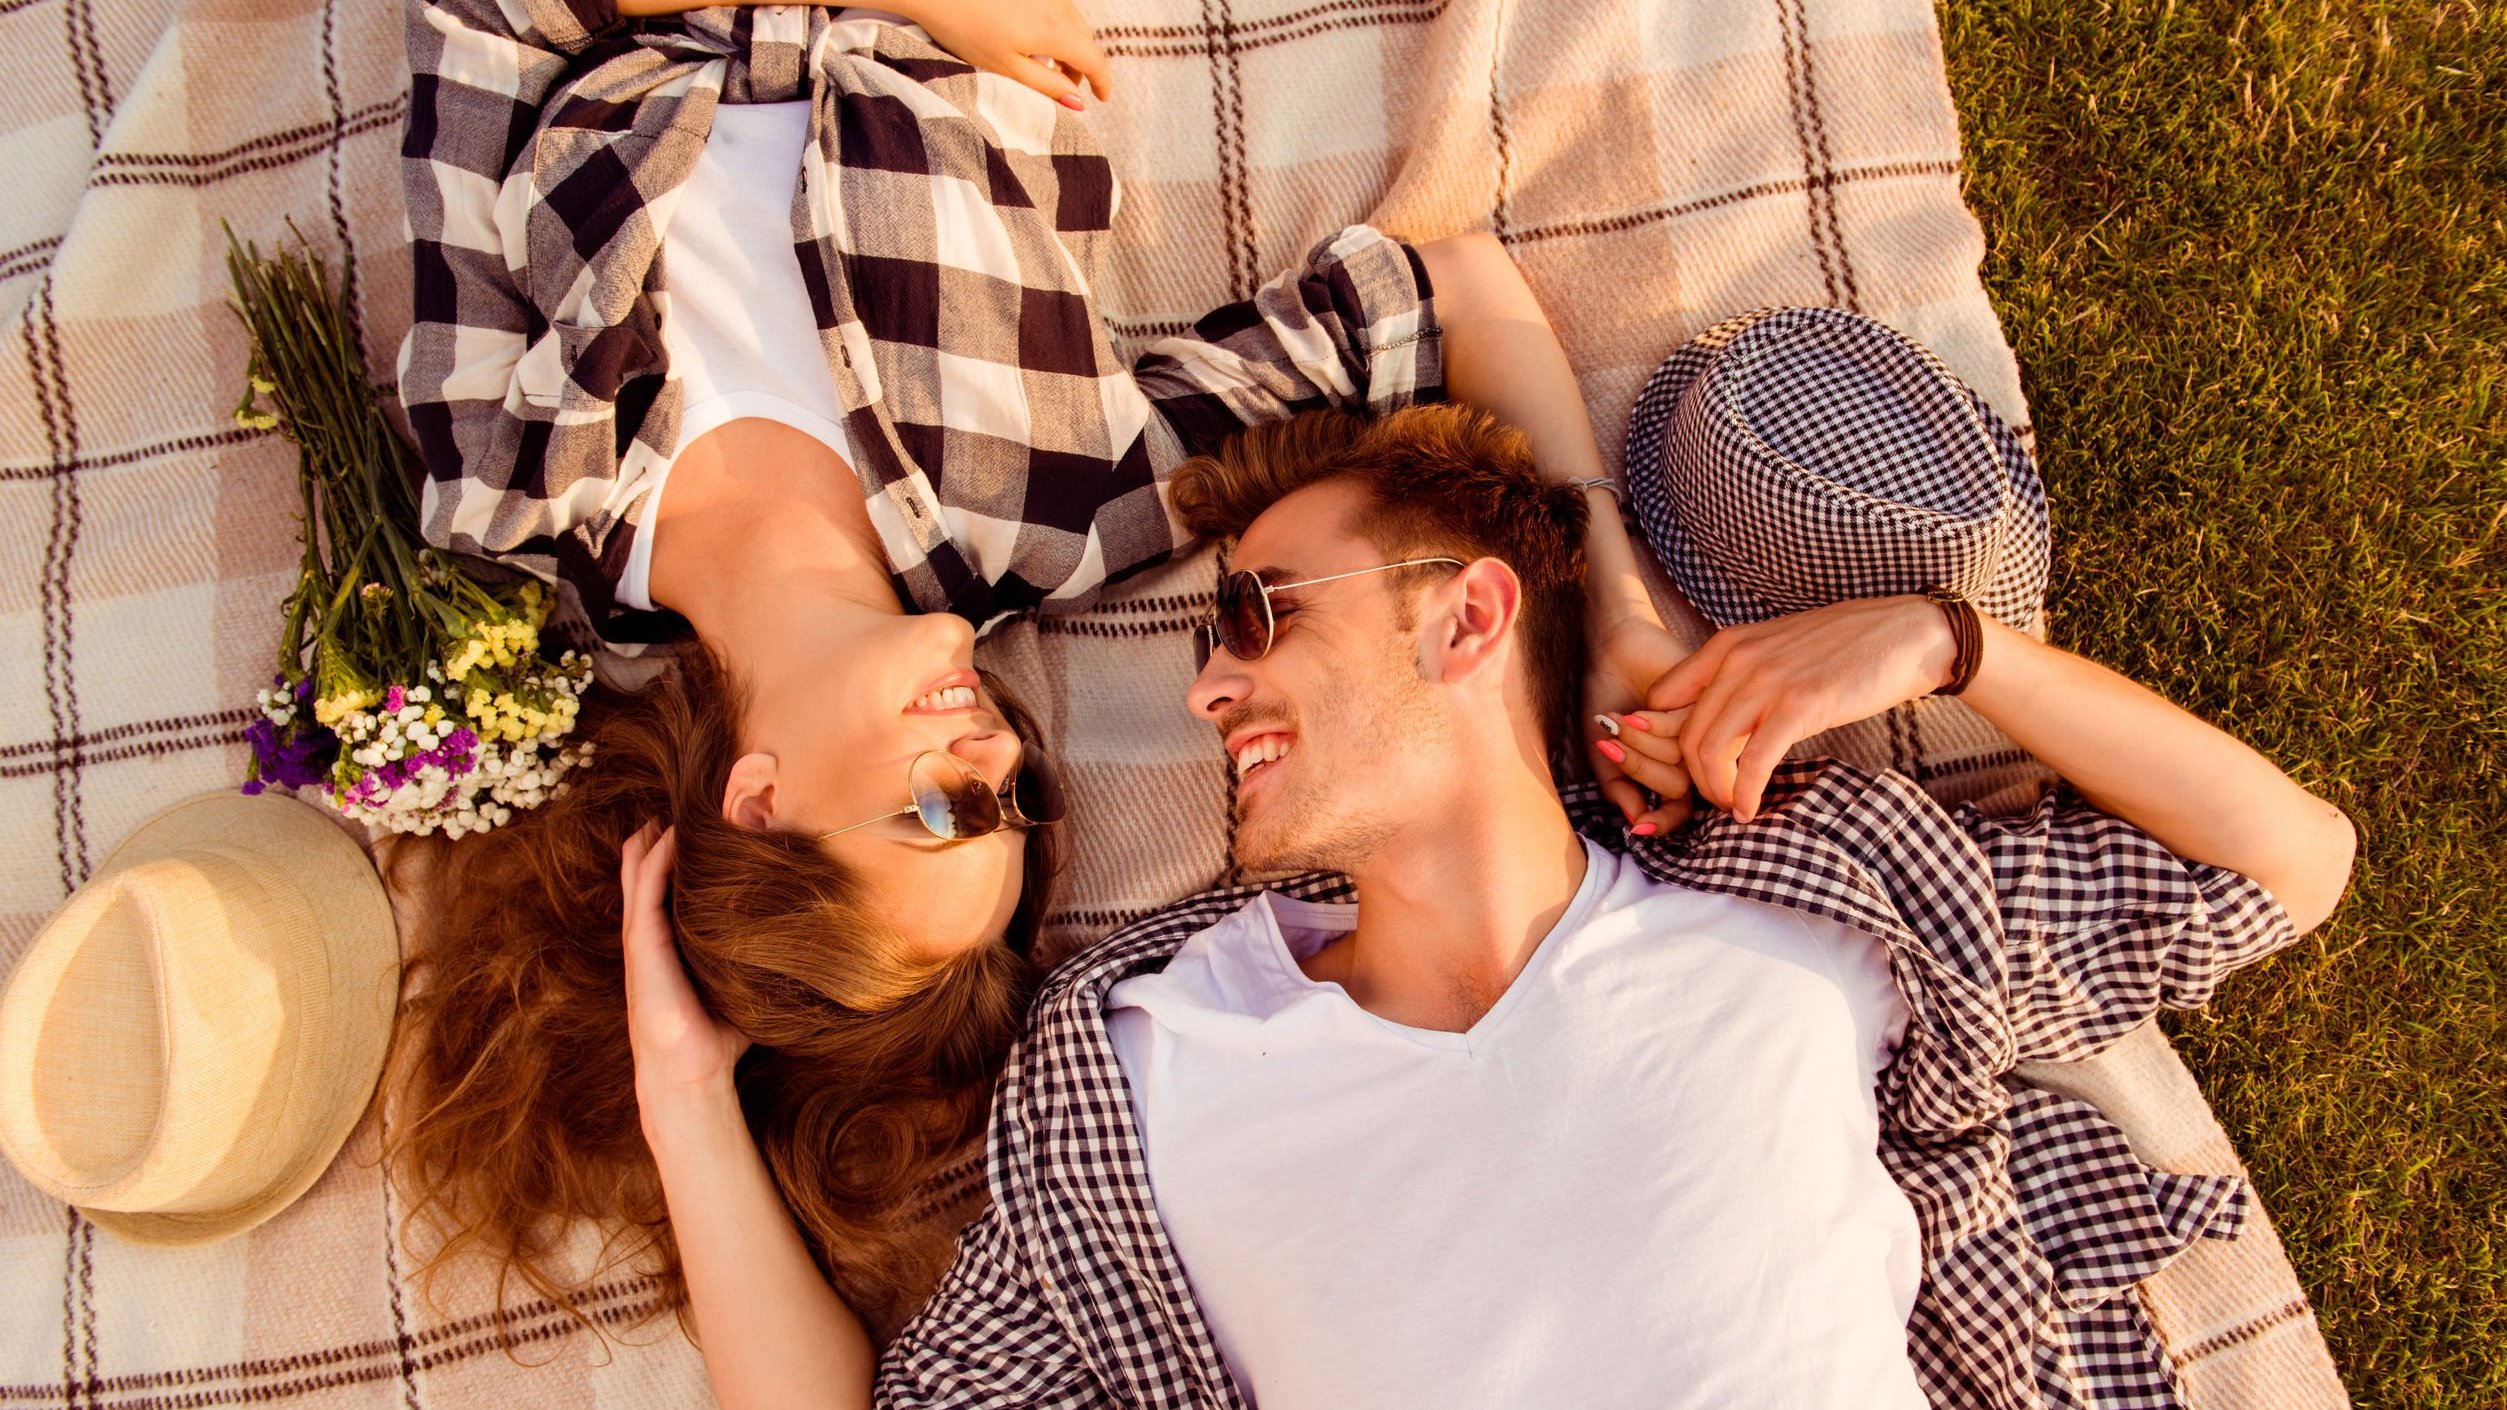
[386,644,1047,1334]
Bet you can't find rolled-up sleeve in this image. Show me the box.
[1131,223,1445,460]
[1955,784,2299,1063]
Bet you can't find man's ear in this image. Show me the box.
[1423,556,1523,687]
[722,751,781,830]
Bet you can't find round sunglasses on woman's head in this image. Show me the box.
[1193,557,1467,669]
[819,745,1066,843]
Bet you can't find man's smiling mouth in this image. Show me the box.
[1231,732,1295,779]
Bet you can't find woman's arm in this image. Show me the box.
[615,0,1112,107]
[620,826,876,1410]
[1410,233,1691,833]
[1606,596,2358,935]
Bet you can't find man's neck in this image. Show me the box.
[1306,768,1589,1034]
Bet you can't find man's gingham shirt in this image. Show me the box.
[398,0,1439,652]
[878,762,2297,1410]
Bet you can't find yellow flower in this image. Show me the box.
[313,689,379,726]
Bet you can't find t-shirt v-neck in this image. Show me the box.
[1104,840,1926,1410]
[1240,850,1607,1055]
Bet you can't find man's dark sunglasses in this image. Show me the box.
[1193,558,1466,669]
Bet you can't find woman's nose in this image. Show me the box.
[950,726,1025,789]
[917,609,978,660]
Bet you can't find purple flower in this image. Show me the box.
[242,713,338,795]
[385,684,407,713]
[441,727,481,778]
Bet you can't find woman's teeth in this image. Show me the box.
[1233,736,1293,778]
[912,685,979,712]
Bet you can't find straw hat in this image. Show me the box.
[0,793,399,1246]
[1621,306,2050,633]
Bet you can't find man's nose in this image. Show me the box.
[1186,642,1248,722]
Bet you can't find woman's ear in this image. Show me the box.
[722,752,780,830]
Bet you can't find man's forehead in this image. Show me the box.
[1234,477,1371,579]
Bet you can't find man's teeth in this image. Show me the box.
[1233,736,1293,778]
[911,685,979,712]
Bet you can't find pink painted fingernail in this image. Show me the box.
[1632,821,1660,837]
[1596,739,1625,763]
[1060,93,1085,110]
[1623,713,1652,731]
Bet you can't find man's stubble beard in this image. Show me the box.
[1234,637,1445,877]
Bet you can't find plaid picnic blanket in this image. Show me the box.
[0,0,2345,1406]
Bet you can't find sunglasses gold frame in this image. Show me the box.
[817,748,1064,843]
[1195,557,1466,667]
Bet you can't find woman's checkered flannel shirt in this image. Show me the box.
[398,0,1440,654]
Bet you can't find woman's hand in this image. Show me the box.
[621,822,750,1131]
[1643,595,1955,822]
[1582,613,1695,835]
[900,0,1112,108]
[616,0,1112,110]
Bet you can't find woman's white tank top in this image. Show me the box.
[617,99,854,611]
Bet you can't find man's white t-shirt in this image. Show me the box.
[1105,841,1929,1410]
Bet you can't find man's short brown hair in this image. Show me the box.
[1172,404,1590,758]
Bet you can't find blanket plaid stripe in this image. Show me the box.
[0,0,2345,1405]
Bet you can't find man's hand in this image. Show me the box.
[621,822,751,1135]
[1645,595,1956,822]
[903,0,1112,108]
[1581,613,1695,835]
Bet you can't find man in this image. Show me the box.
[874,398,2354,1408]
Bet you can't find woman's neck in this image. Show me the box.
[648,420,903,668]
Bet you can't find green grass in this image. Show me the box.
[1939,0,2505,1401]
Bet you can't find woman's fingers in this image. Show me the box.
[1599,774,1651,832]
[1606,735,1690,810]
[1006,52,1085,107]
[1610,709,1687,769]
[621,826,675,985]
[620,821,658,932]
[1056,26,1113,99]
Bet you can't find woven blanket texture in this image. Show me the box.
[0,0,2342,1404]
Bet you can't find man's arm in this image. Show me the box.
[1609,594,2356,934]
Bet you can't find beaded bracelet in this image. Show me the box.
[1923,586,1983,697]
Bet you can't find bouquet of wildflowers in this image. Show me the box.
[229,233,592,837]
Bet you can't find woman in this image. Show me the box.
[392,0,1685,1345]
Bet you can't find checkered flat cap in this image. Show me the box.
[1622,307,2049,633]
